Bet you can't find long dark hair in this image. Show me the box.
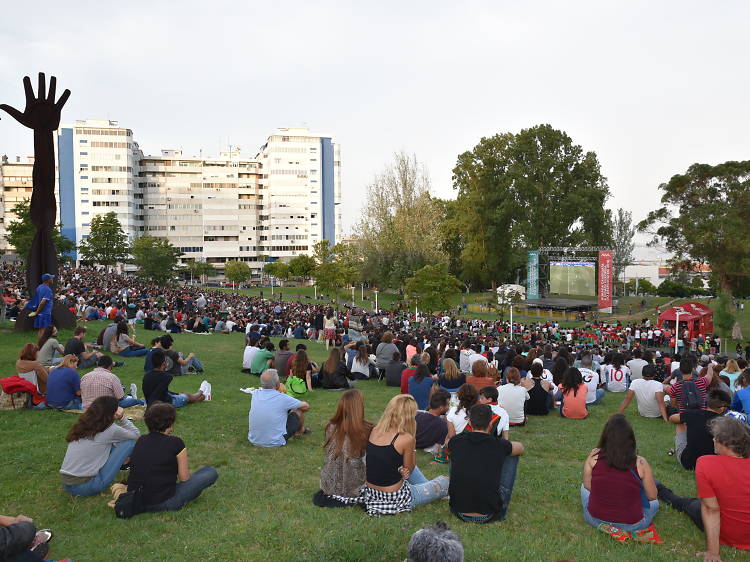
[324,389,373,459]
[355,342,369,366]
[38,325,56,348]
[455,383,478,417]
[66,396,118,442]
[551,356,569,385]
[413,364,430,383]
[291,350,310,378]
[561,367,584,396]
[323,347,341,374]
[115,321,129,338]
[597,414,637,470]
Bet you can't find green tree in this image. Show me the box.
[264,261,290,280]
[452,124,611,289]
[404,263,462,313]
[4,199,76,263]
[224,260,251,285]
[312,240,339,301]
[77,211,130,267]
[713,291,736,352]
[288,254,316,279]
[625,278,657,295]
[130,236,182,284]
[638,160,750,297]
[609,208,635,293]
[182,259,216,283]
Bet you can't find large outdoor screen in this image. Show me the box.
[549,261,596,296]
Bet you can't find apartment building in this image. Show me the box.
[57,119,142,256]
[1,123,341,271]
[138,148,264,272]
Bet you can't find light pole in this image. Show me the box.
[674,311,682,355]
[351,285,355,307]
[509,303,513,340]
[314,283,317,300]
[361,284,364,302]
[374,289,378,311]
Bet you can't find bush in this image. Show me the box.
[657,279,710,298]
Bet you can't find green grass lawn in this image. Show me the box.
[0,322,746,561]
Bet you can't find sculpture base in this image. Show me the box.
[14,301,78,332]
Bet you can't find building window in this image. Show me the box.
[80,152,88,156]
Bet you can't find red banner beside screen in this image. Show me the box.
[598,250,613,312]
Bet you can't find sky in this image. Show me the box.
[1,1,749,260]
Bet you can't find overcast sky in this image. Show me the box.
[2,1,748,258]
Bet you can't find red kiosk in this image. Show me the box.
[657,302,714,339]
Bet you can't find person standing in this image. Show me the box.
[25,273,55,337]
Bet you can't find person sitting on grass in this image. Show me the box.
[142,349,205,408]
[37,326,65,367]
[250,341,275,376]
[143,337,164,372]
[497,367,529,426]
[617,364,668,420]
[448,404,524,523]
[15,343,50,394]
[400,354,421,393]
[477,386,510,439]
[446,384,479,439]
[384,350,406,388]
[668,389,731,470]
[110,321,148,357]
[127,402,218,513]
[0,514,58,561]
[557,367,589,419]
[320,347,355,390]
[657,416,750,560]
[524,362,553,416]
[466,360,495,392]
[80,355,144,410]
[248,369,310,448]
[64,325,103,369]
[160,334,204,375]
[45,354,82,410]
[332,394,449,516]
[578,352,605,406]
[289,349,317,392]
[408,364,436,410]
[581,414,659,532]
[730,370,750,420]
[274,339,294,379]
[437,357,465,392]
[59,395,141,496]
[415,389,451,454]
[314,389,373,506]
[407,520,464,562]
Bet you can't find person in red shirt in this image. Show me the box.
[657,416,750,560]
[400,355,420,394]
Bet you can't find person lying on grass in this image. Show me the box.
[127,402,218,513]
[657,416,750,561]
[60,396,140,496]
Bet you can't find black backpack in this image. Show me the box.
[682,379,703,410]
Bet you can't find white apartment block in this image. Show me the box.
[138,149,264,272]
[57,119,142,253]
[1,123,341,272]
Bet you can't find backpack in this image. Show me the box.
[465,413,502,437]
[682,379,703,410]
[286,376,308,398]
[114,487,144,519]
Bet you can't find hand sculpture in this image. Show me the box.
[1,72,71,297]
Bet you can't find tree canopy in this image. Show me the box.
[130,236,182,284]
[404,263,462,314]
[452,124,611,289]
[638,160,750,296]
[224,260,251,284]
[77,211,130,267]
[4,199,75,263]
[610,208,635,292]
[288,254,316,279]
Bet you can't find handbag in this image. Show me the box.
[0,390,31,410]
[114,487,144,519]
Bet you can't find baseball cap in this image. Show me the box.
[41,273,55,281]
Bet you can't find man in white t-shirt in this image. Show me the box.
[242,342,259,372]
[626,349,648,380]
[616,364,667,419]
[579,354,605,405]
[467,345,488,370]
[477,386,511,439]
[604,360,630,392]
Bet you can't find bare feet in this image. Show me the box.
[187,391,205,404]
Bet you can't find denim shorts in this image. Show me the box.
[170,393,189,408]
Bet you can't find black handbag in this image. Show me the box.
[114,488,144,519]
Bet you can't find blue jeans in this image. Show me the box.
[51,398,82,410]
[169,392,189,408]
[119,346,147,357]
[180,355,204,375]
[63,440,136,496]
[580,484,659,531]
[120,396,145,408]
[408,466,450,508]
[144,466,218,512]
[590,388,606,405]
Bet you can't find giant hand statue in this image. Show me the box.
[1,73,71,295]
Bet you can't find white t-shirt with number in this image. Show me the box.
[605,365,630,392]
[579,368,600,404]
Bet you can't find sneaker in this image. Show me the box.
[199,380,212,401]
[114,361,125,368]
[129,383,138,400]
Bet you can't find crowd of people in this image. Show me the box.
[1,263,749,561]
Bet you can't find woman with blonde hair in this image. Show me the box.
[334,394,449,515]
[720,359,742,393]
[438,358,466,392]
[315,389,374,506]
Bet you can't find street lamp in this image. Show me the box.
[373,289,379,311]
[674,310,682,355]
[351,285,355,307]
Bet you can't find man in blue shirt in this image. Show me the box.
[248,369,310,447]
[26,273,55,336]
